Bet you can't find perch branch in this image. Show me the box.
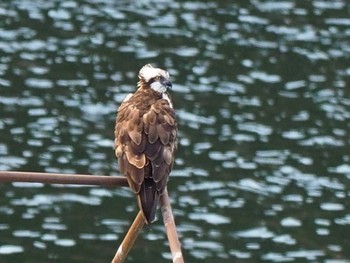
[111,210,145,263]
[0,171,128,187]
[160,188,184,263]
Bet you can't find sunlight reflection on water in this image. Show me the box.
[0,0,350,262]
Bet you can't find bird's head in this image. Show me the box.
[138,64,172,93]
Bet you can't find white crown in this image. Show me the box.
[139,64,169,82]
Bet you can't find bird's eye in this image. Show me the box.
[154,75,161,81]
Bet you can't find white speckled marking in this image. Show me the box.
[122,93,132,103]
[162,93,173,108]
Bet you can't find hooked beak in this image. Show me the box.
[162,79,172,89]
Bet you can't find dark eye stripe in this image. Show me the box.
[148,76,162,84]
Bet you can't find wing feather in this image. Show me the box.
[157,124,169,145]
[143,99,176,193]
[116,152,128,174]
[163,147,174,166]
[152,160,167,183]
[144,141,162,161]
[130,133,147,153]
[148,123,159,143]
[128,164,144,188]
[125,149,146,169]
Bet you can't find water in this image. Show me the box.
[1,0,350,262]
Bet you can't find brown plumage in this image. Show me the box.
[114,64,177,224]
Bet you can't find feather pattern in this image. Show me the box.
[114,65,177,224]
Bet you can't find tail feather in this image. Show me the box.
[138,178,159,224]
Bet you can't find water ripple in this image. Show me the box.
[188,213,230,225]
[0,245,24,255]
[1,0,350,262]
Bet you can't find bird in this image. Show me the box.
[114,64,177,224]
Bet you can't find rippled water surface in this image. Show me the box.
[1,0,350,262]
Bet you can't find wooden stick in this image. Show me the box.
[111,210,145,263]
[0,171,128,187]
[160,188,184,263]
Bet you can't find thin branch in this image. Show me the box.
[111,210,146,263]
[0,171,128,187]
[160,188,184,263]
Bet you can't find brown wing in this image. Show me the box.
[114,92,177,223]
[143,99,177,191]
[115,101,146,193]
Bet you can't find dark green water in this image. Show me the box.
[1,0,350,262]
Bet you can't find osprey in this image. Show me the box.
[114,64,177,224]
